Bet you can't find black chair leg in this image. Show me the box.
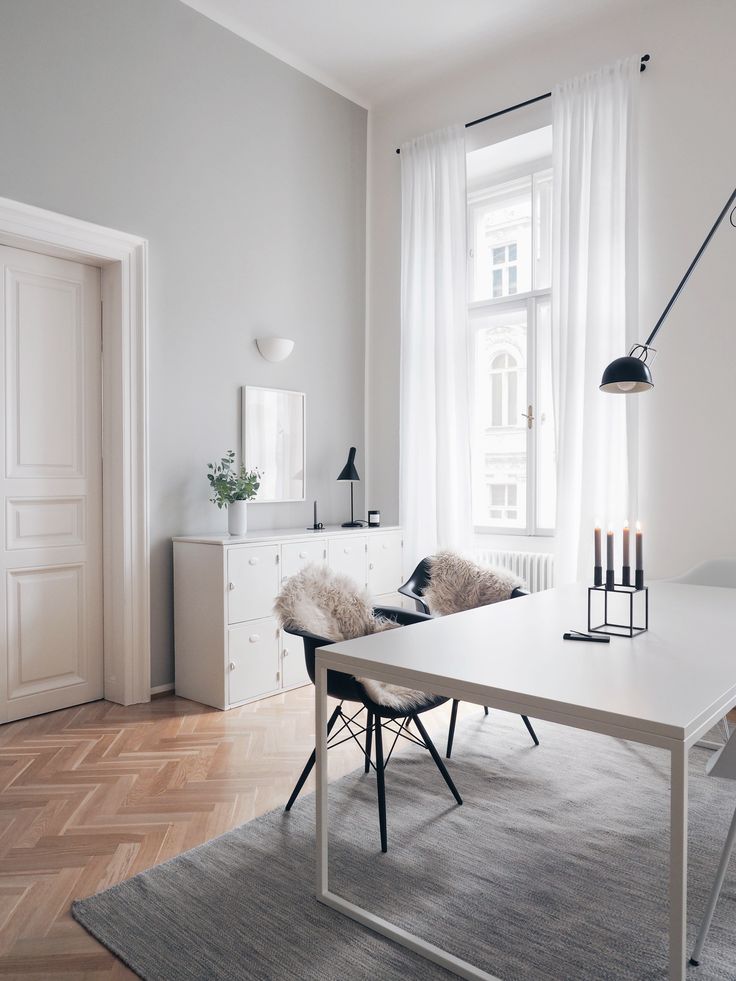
[412,713,462,805]
[521,715,540,746]
[374,717,388,853]
[484,706,489,716]
[446,699,459,758]
[285,703,342,811]
[364,710,373,772]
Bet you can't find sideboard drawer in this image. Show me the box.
[328,536,367,586]
[281,629,311,688]
[281,539,327,580]
[227,545,280,623]
[367,532,403,596]
[228,618,280,704]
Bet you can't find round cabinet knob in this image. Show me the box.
[249,634,260,644]
[298,550,308,559]
[229,662,235,671]
[228,582,235,591]
[283,648,289,657]
[344,547,351,554]
[369,562,374,570]
[249,557,259,566]
[382,543,388,550]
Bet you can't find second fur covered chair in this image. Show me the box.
[399,550,540,756]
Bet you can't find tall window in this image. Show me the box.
[468,142,556,535]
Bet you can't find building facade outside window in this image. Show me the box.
[468,140,556,536]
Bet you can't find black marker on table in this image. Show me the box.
[563,630,611,644]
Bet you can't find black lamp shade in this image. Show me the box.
[337,446,360,482]
[600,356,654,394]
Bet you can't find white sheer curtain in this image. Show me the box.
[552,58,640,584]
[400,125,472,568]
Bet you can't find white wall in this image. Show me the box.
[366,0,736,578]
[0,0,367,686]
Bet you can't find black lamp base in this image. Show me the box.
[340,480,363,529]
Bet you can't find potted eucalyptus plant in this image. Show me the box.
[207,451,261,536]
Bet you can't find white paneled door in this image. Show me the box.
[0,245,103,723]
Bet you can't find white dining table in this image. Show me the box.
[314,581,736,981]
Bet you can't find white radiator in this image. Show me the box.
[474,548,555,593]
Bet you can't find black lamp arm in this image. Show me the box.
[643,186,736,349]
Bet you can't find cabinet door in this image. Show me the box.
[367,532,403,596]
[227,545,280,624]
[281,630,311,689]
[228,618,280,704]
[328,536,367,587]
[281,539,327,580]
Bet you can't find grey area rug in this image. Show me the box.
[72,713,736,980]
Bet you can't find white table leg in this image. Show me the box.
[315,658,329,898]
[669,741,688,981]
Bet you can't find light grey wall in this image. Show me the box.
[0,0,367,687]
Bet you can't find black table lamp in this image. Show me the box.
[601,186,736,393]
[337,447,362,528]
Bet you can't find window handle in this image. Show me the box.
[521,405,534,429]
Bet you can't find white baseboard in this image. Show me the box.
[150,683,175,696]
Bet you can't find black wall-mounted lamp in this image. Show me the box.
[601,186,736,394]
[337,447,362,528]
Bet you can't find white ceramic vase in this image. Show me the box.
[227,500,248,536]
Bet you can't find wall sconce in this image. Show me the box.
[255,337,294,363]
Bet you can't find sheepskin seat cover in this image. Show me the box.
[424,550,524,616]
[274,564,433,711]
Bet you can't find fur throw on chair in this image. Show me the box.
[423,550,524,616]
[274,564,432,711]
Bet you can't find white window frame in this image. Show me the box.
[469,162,554,538]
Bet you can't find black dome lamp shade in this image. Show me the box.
[337,447,362,528]
[600,348,654,393]
[601,186,736,394]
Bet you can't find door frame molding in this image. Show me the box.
[0,196,150,706]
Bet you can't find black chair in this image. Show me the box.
[399,558,540,757]
[283,605,462,853]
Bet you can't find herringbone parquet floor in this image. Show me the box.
[0,688,466,980]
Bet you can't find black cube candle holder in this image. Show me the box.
[587,582,648,638]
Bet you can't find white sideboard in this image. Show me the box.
[173,525,404,710]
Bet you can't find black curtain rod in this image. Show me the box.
[395,54,650,154]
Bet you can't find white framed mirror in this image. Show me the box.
[242,386,306,503]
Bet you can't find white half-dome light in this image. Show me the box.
[256,337,294,363]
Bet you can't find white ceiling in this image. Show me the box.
[179,0,640,108]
